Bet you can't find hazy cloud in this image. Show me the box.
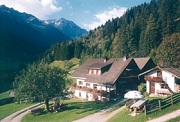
[0,0,62,19]
[84,7,127,30]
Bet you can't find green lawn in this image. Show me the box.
[0,91,10,99]
[167,115,180,122]
[0,103,33,120]
[22,98,120,122]
[107,108,147,122]
[107,102,180,122]
[50,58,80,75]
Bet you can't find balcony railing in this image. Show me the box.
[71,83,109,97]
[145,76,163,83]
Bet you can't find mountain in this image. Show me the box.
[44,18,88,39]
[0,5,70,61]
[0,5,87,61]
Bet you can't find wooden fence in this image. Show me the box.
[144,93,180,115]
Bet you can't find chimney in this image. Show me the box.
[104,59,106,63]
[123,56,127,61]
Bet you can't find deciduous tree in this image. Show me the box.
[14,61,69,111]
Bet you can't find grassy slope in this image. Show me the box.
[50,58,80,86]
[50,57,80,75]
[0,90,10,99]
[0,58,80,121]
[0,91,34,120]
[167,115,180,122]
[22,98,120,122]
[0,103,33,120]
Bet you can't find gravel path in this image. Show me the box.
[73,99,127,122]
[147,109,180,122]
[73,106,125,122]
[1,103,43,122]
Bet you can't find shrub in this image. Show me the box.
[138,83,146,94]
[143,92,149,97]
[100,91,108,97]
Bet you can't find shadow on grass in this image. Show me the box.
[31,99,121,118]
[64,100,118,114]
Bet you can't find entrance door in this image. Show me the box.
[79,92,81,97]
[150,82,155,94]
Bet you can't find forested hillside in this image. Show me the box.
[44,0,180,69]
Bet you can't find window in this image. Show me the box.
[94,84,97,89]
[163,77,167,82]
[93,70,97,75]
[88,69,93,74]
[157,71,162,77]
[79,81,83,85]
[98,70,101,75]
[161,83,167,89]
[79,92,81,97]
[88,69,101,75]
[86,83,90,87]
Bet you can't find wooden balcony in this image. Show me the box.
[145,76,163,83]
[72,85,109,97]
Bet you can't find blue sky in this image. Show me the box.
[0,0,151,30]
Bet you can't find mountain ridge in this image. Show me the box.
[44,18,87,39]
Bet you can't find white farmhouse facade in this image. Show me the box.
[74,78,116,101]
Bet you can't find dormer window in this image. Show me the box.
[88,69,101,75]
[88,69,93,74]
[93,69,98,75]
[87,62,112,75]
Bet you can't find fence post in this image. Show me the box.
[171,94,173,105]
[144,105,146,116]
[158,100,161,111]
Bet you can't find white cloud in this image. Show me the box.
[0,0,62,19]
[84,7,127,30]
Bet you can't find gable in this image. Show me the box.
[120,59,140,77]
[140,66,180,79]
[161,67,180,79]
[134,57,156,72]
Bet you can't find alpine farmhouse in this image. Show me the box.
[71,57,156,101]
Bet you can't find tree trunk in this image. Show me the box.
[45,98,49,111]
